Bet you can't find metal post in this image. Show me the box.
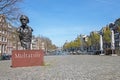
[100,34,104,55]
[111,30,117,56]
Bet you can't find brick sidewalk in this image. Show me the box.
[0,55,120,80]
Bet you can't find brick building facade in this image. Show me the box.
[0,15,14,55]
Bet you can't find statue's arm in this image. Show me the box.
[16,27,22,41]
[17,27,21,33]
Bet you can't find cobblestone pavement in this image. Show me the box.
[0,55,120,80]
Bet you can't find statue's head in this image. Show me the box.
[20,15,29,26]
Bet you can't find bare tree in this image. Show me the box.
[37,36,57,50]
[0,0,22,22]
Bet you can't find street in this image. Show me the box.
[0,55,120,80]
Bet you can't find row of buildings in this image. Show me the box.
[0,15,13,56]
[0,15,45,56]
[79,23,120,54]
[63,18,120,55]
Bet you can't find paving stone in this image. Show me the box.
[0,55,120,80]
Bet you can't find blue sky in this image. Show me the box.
[20,0,120,47]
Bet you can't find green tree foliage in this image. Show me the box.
[90,31,100,50]
[86,36,92,48]
[90,32,100,45]
[74,37,81,48]
[102,26,111,49]
[63,37,81,50]
[103,26,111,44]
[63,41,71,50]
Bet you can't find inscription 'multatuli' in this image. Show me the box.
[15,52,41,58]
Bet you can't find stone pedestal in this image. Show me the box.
[12,50,44,68]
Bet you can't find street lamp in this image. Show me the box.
[111,29,115,55]
[99,30,104,55]
[109,23,117,56]
[110,27,117,56]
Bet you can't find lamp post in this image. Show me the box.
[111,29,115,55]
[99,31,104,55]
[109,23,117,56]
[80,35,84,52]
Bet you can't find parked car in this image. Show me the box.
[93,50,101,55]
[1,53,11,60]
